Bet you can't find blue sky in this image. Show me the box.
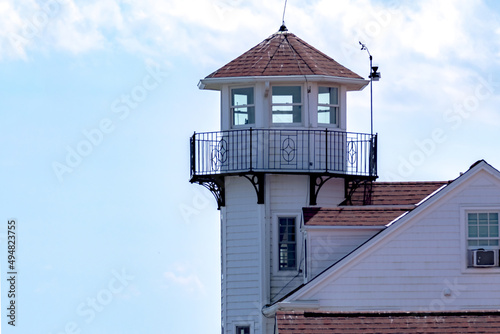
[1,0,500,333]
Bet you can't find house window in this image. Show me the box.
[318,86,338,125]
[235,326,250,334]
[467,212,499,267]
[279,217,296,270]
[467,212,499,248]
[272,86,302,124]
[231,87,255,126]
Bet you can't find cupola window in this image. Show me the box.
[318,86,339,125]
[231,87,255,126]
[272,86,302,124]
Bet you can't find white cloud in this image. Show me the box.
[0,0,282,62]
[163,263,205,294]
[0,0,37,60]
[399,1,466,59]
[1,0,498,87]
[0,0,108,59]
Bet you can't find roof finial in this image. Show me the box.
[280,0,288,32]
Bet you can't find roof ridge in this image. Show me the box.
[253,32,283,75]
[292,34,336,62]
[372,181,450,185]
[283,33,315,76]
[264,33,295,76]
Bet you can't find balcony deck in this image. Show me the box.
[190,128,377,181]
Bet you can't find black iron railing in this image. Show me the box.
[190,128,377,179]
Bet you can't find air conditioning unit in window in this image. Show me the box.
[471,249,499,267]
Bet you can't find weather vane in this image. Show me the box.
[359,41,381,136]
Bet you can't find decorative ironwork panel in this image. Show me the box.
[281,136,296,163]
[190,129,377,179]
[211,138,228,171]
[347,140,357,165]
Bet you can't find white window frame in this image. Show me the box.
[234,322,253,334]
[273,213,301,275]
[317,86,339,127]
[271,85,303,126]
[460,207,500,273]
[231,86,255,127]
[466,212,499,249]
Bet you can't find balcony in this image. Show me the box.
[190,128,377,180]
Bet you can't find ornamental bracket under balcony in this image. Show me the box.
[190,128,377,208]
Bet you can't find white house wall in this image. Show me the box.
[315,177,345,207]
[290,168,500,311]
[306,228,382,279]
[268,174,308,302]
[268,175,346,301]
[223,176,264,334]
[222,173,349,331]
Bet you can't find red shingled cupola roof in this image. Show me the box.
[205,29,364,79]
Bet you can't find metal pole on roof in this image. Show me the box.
[282,0,288,27]
[359,42,380,137]
[370,54,373,136]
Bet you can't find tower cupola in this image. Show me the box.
[198,29,368,130]
[191,29,377,208]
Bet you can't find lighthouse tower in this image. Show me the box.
[190,26,377,334]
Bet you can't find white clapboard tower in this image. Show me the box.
[190,26,376,334]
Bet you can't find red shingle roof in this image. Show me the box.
[205,31,363,79]
[277,310,500,334]
[303,181,449,227]
[303,207,410,226]
[348,181,448,206]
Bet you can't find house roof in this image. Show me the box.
[276,310,500,334]
[348,181,449,206]
[205,29,364,79]
[303,181,449,227]
[303,206,411,226]
[272,161,500,306]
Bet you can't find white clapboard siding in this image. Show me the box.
[223,176,263,334]
[315,177,345,207]
[267,175,347,301]
[222,171,348,330]
[292,170,500,311]
[307,228,382,278]
[268,175,308,301]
